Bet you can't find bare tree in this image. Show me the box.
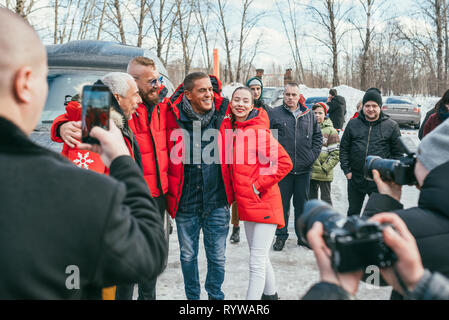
[306,0,354,87]
[148,0,177,64]
[276,0,305,83]
[194,0,213,73]
[175,0,199,76]
[214,0,234,82]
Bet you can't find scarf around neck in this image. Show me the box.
[182,95,215,128]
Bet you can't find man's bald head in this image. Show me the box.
[0,8,48,134]
[0,9,46,94]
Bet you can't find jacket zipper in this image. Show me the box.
[365,125,373,161]
[294,116,298,173]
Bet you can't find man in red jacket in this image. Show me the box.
[112,57,170,300]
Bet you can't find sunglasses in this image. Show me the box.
[149,76,163,87]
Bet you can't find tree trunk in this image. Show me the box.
[114,0,127,44]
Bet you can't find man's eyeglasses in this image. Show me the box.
[149,76,163,87]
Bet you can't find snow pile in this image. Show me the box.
[221,82,245,100]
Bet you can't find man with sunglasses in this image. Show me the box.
[111,57,171,300]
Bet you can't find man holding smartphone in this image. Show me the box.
[0,8,167,299]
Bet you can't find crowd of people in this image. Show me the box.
[1,8,449,301]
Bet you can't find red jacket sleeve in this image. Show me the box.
[253,129,293,192]
[50,113,70,143]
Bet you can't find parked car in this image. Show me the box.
[263,87,284,107]
[382,96,421,129]
[305,96,328,109]
[30,40,174,245]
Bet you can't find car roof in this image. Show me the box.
[46,40,169,76]
[305,96,327,101]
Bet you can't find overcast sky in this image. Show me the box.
[8,0,430,74]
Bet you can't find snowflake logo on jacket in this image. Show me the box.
[73,152,94,169]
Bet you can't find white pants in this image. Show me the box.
[244,221,277,300]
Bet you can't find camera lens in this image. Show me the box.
[297,199,345,246]
[364,156,399,181]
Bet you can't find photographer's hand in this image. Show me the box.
[372,169,402,202]
[370,213,425,295]
[307,222,363,296]
[78,120,130,167]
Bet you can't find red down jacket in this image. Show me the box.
[164,75,234,218]
[128,86,169,198]
[50,101,106,173]
[221,107,292,228]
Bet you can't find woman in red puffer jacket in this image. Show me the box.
[221,87,292,300]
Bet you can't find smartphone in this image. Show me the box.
[81,85,111,144]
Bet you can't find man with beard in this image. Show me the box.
[112,57,170,300]
[340,88,402,217]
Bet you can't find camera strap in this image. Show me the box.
[393,266,410,298]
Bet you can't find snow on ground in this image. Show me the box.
[152,85,439,300]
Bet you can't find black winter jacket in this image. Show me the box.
[363,161,449,279]
[0,117,168,299]
[340,110,402,182]
[327,95,346,130]
[269,103,322,175]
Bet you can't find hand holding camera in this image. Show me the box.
[303,200,426,297]
[307,221,363,296]
[370,213,425,295]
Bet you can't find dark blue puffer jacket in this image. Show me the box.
[268,103,322,175]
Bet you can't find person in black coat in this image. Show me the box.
[327,88,347,130]
[0,8,167,299]
[268,82,322,251]
[340,88,402,216]
[362,119,449,299]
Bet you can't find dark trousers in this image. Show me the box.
[309,180,332,206]
[347,178,378,217]
[115,195,167,300]
[276,172,311,241]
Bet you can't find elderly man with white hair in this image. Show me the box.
[100,72,143,167]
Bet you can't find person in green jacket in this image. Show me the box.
[310,102,340,205]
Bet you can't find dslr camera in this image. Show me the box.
[364,136,417,185]
[298,200,397,273]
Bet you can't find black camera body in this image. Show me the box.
[298,200,397,273]
[364,136,418,186]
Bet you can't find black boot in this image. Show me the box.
[230,226,240,243]
[273,237,286,251]
[261,292,279,300]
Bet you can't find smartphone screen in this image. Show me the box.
[81,85,111,144]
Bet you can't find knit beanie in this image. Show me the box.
[417,118,449,172]
[363,88,383,107]
[246,77,263,88]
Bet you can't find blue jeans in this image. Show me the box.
[175,206,230,300]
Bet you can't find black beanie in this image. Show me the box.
[362,88,382,107]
